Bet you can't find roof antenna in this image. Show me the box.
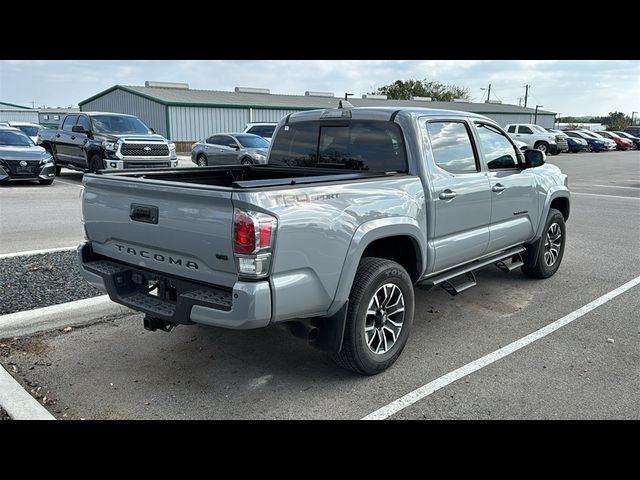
[340,93,354,109]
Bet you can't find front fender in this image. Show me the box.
[326,216,426,316]
[536,188,570,238]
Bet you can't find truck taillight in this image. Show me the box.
[233,208,277,278]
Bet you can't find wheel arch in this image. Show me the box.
[326,217,425,317]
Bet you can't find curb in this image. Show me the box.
[0,246,77,259]
[0,295,133,339]
[0,365,56,420]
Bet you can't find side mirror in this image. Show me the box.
[522,149,546,169]
[72,125,89,134]
[232,144,240,150]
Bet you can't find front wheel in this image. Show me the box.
[333,257,414,375]
[534,141,548,153]
[196,154,207,167]
[522,208,566,279]
[240,158,253,165]
[88,154,104,173]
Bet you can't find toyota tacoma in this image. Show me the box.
[78,105,570,375]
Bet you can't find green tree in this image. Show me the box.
[601,111,632,131]
[374,79,471,101]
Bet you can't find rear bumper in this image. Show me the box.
[78,243,271,329]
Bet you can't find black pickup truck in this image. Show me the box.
[38,112,178,175]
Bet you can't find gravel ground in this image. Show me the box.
[0,250,102,315]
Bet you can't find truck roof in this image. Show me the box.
[287,106,492,124]
[72,111,139,118]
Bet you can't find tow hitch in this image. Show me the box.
[143,315,178,333]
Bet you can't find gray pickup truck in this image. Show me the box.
[78,105,570,375]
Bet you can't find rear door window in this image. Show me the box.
[426,121,478,173]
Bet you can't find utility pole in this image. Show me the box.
[524,84,529,108]
[518,97,522,107]
[534,105,543,125]
[632,111,638,125]
[481,84,492,103]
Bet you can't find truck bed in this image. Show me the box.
[99,165,390,189]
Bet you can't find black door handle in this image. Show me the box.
[71,136,76,140]
[56,134,60,138]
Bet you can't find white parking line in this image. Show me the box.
[572,192,640,200]
[362,275,640,420]
[590,185,639,190]
[0,246,77,259]
[54,178,82,187]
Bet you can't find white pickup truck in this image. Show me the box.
[505,124,560,155]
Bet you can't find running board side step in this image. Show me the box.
[417,246,526,296]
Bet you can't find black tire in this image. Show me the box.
[39,178,54,185]
[522,208,566,279]
[534,141,549,153]
[88,153,104,173]
[333,257,414,375]
[587,144,594,152]
[196,154,208,167]
[240,157,253,165]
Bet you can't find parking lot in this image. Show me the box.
[1,151,639,419]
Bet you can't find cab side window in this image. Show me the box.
[518,126,533,134]
[475,123,520,170]
[76,116,91,132]
[62,115,78,132]
[426,121,478,173]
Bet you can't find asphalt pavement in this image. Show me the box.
[1,150,639,419]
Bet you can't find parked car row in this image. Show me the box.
[504,123,639,155]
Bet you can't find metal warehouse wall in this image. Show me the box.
[249,108,299,123]
[482,113,556,129]
[168,106,299,141]
[80,90,167,138]
[0,110,39,123]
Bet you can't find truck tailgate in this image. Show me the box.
[82,175,237,288]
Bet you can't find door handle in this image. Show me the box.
[70,136,76,140]
[56,134,60,138]
[492,184,506,193]
[439,189,457,200]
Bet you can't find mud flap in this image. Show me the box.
[522,237,543,267]
[310,301,348,353]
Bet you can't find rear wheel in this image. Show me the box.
[196,154,207,167]
[587,144,594,152]
[333,257,414,375]
[522,208,566,279]
[88,154,104,173]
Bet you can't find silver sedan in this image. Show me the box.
[191,133,269,166]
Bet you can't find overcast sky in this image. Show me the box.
[1,60,638,117]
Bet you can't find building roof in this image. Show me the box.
[80,85,556,115]
[0,101,33,110]
[38,107,80,113]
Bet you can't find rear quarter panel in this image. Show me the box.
[233,175,426,321]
